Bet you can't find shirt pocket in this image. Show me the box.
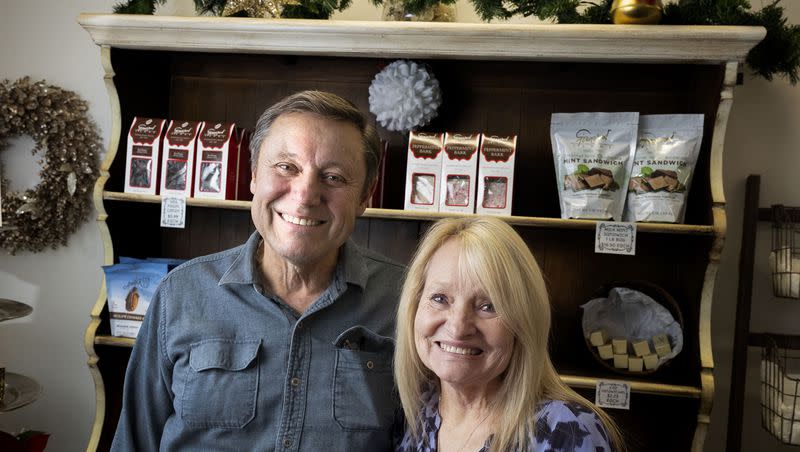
[181,338,261,428]
[332,326,396,431]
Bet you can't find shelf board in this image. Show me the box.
[91,333,700,398]
[560,374,702,399]
[104,191,715,235]
[104,191,251,210]
[77,14,765,65]
[95,335,136,348]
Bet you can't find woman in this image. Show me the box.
[394,217,622,452]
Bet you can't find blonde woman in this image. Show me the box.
[394,217,622,452]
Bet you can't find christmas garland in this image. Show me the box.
[470,0,800,85]
[0,78,101,254]
[114,0,352,20]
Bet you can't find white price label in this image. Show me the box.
[160,195,186,229]
[595,221,636,255]
[595,380,630,410]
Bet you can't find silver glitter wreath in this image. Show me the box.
[0,77,101,254]
[368,60,442,132]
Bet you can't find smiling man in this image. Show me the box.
[111,91,404,452]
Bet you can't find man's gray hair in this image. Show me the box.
[250,90,382,197]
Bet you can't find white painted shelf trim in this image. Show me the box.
[78,14,764,63]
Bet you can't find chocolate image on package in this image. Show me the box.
[130,158,152,188]
[200,162,221,193]
[165,161,187,190]
[588,167,615,189]
[563,168,618,192]
[125,287,139,312]
[628,177,652,193]
[445,175,470,206]
[629,170,685,194]
[482,176,507,208]
[564,174,589,191]
[412,173,435,205]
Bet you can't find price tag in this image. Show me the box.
[160,195,186,229]
[595,380,631,410]
[595,221,636,255]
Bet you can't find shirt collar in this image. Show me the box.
[339,239,368,290]
[218,231,262,286]
[218,231,368,290]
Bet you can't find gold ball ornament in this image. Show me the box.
[611,0,663,25]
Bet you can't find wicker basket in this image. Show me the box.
[583,281,683,376]
[770,205,800,299]
[761,335,800,446]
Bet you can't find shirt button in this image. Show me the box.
[283,438,292,448]
[366,360,374,369]
[291,377,300,387]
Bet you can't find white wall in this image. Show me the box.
[0,1,110,450]
[0,0,796,450]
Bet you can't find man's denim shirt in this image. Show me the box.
[111,232,404,451]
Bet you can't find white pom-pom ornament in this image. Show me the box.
[368,60,442,132]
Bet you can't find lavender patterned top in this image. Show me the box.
[395,386,613,452]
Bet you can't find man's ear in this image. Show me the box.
[358,177,378,213]
[249,169,257,195]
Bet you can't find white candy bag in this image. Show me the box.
[623,114,704,223]
[551,112,639,221]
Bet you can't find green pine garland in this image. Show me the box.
[470,0,800,84]
[114,0,351,19]
[113,0,166,14]
[370,0,457,17]
[112,0,800,83]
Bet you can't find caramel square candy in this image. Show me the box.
[643,353,659,370]
[653,334,672,357]
[613,354,629,369]
[632,339,651,357]
[598,344,614,360]
[628,356,644,372]
[589,330,608,347]
[612,338,627,355]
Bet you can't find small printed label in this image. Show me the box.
[595,380,630,410]
[160,195,186,229]
[595,221,636,255]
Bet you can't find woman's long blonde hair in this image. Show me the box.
[394,217,622,451]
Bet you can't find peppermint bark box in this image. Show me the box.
[439,133,480,214]
[476,135,517,216]
[124,117,166,195]
[194,122,239,200]
[159,120,203,197]
[404,132,444,212]
[234,127,254,201]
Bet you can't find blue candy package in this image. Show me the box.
[102,262,169,338]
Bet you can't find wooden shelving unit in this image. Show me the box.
[79,14,765,452]
[104,191,716,235]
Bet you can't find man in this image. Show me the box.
[111,91,404,451]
